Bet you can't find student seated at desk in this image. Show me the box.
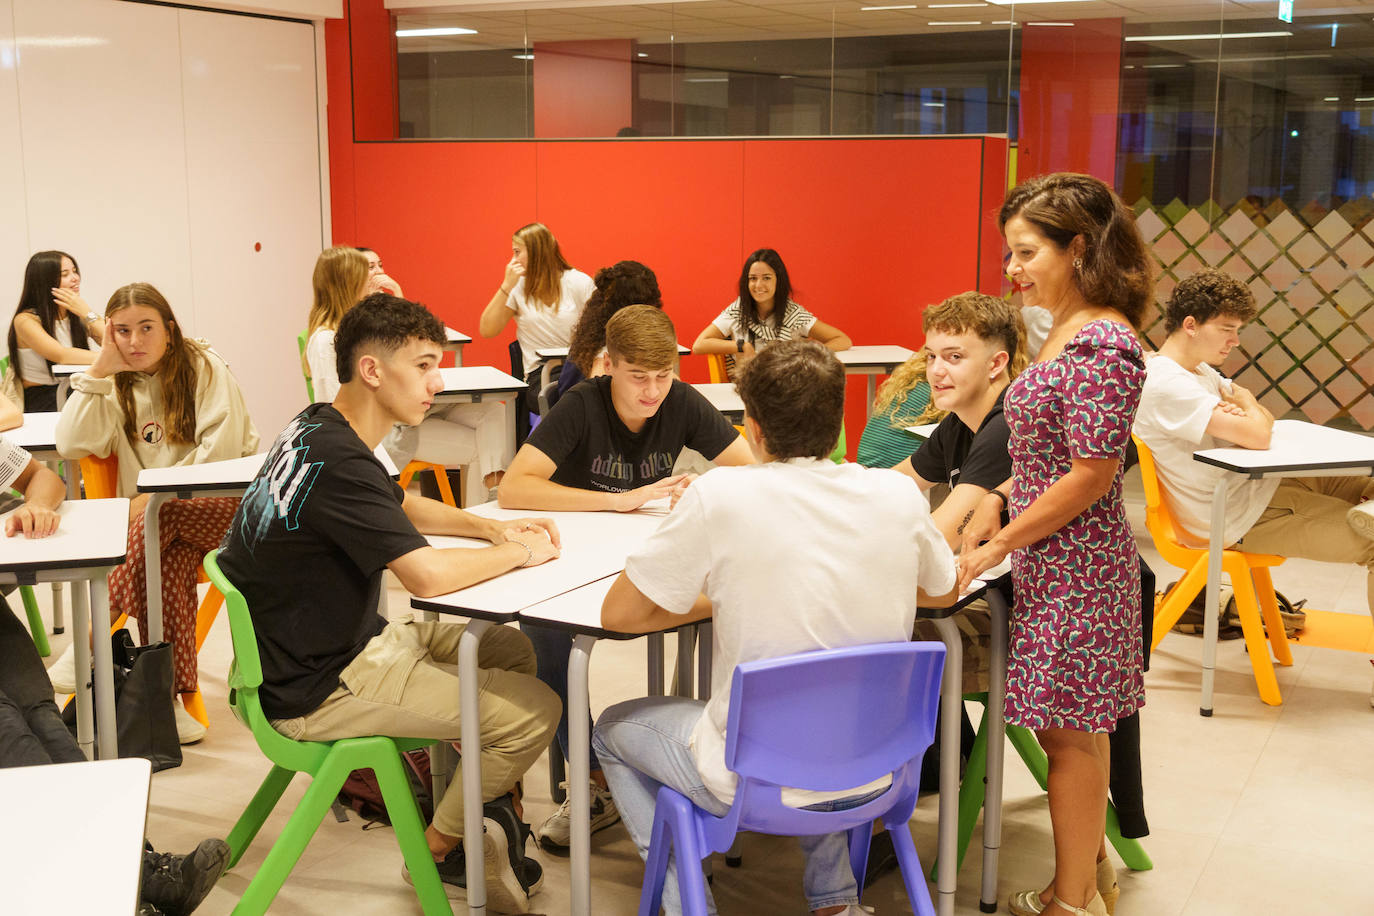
[358,246,403,296]
[5,250,105,412]
[855,351,940,469]
[591,340,958,916]
[553,260,663,406]
[499,304,753,850]
[219,294,560,913]
[52,283,259,745]
[0,433,230,916]
[1133,267,1374,704]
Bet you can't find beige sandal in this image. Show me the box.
[1008,890,1047,916]
[1051,893,1108,916]
[1096,856,1119,915]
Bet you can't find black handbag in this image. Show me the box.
[62,628,182,772]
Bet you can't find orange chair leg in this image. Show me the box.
[1225,558,1283,706]
[182,690,209,727]
[195,586,224,653]
[1249,566,1293,667]
[1151,560,1210,651]
[432,466,457,508]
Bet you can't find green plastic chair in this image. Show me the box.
[202,550,449,915]
[297,331,315,402]
[930,693,1153,880]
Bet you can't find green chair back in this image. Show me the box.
[297,331,314,402]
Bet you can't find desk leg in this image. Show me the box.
[90,575,119,760]
[51,460,81,634]
[459,620,492,916]
[1201,479,1227,717]
[144,493,170,644]
[932,617,963,916]
[71,580,94,760]
[674,626,695,698]
[569,635,596,916]
[866,374,878,418]
[454,344,464,368]
[981,591,1010,913]
[696,621,712,698]
[647,633,664,696]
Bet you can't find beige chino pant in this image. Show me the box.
[1238,476,1374,623]
[272,617,560,838]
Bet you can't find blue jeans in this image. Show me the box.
[593,696,860,916]
[521,621,602,772]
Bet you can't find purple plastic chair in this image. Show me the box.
[637,640,946,916]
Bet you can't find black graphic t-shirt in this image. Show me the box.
[527,376,740,493]
[218,404,427,719]
[909,388,1011,491]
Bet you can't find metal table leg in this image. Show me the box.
[568,635,597,916]
[1201,479,1227,716]
[90,575,119,760]
[981,589,1010,912]
[71,578,94,760]
[144,492,171,644]
[932,616,963,916]
[647,633,664,696]
[459,619,492,916]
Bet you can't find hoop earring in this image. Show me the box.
[1073,257,1084,271]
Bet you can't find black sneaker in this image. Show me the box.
[482,794,541,896]
[404,822,531,914]
[137,904,166,916]
[140,838,231,916]
[862,830,899,888]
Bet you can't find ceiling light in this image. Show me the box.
[1027,21,1075,26]
[923,101,946,107]
[1356,96,1374,101]
[1324,96,1339,101]
[637,52,649,57]
[928,2,986,7]
[990,19,1017,24]
[929,20,981,25]
[1125,31,1292,42]
[1143,63,1184,68]
[512,53,534,59]
[686,77,728,83]
[986,0,1094,5]
[861,4,918,9]
[396,27,478,37]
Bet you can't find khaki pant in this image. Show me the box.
[272,617,559,838]
[1238,476,1374,623]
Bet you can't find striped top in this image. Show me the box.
[1,434,31,491]
[856,382,932,469]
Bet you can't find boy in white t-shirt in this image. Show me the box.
[1134,269,1374,702]
[591,340,959,916]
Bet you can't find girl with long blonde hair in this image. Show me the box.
[304,246,371,398]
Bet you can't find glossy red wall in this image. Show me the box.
[1018,19,1124,183]
[326,2,1009,454]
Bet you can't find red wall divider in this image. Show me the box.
[1018,19,1124,183]
[326,3,1011,456]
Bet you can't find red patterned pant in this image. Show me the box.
[106,497,240,694]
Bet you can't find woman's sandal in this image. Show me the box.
[1008,890,1048,916]
[1009,860,1117,916]
[1050,893,1108,916]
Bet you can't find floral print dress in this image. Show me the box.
[1004,319,1145,733]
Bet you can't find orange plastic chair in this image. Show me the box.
[1134,437,1292,705]
[398,460,457,508]
[80,454,224,726]
[706,352,729,384]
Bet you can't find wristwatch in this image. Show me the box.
[736,338,745,353]
[84,311,101,324]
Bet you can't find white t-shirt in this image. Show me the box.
[624,458,957,806]
[508,269,594,377]
[17,319,82,386]
[305,328,339,402]
[1134,355,1280,546]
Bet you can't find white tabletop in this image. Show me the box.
[692,383,744,419]
[411,500,668,618]
[1193,419,1374,476]
[534,344,691,359]
[0,758,150,913]
[446,327,472,345]
[51,363,86,378]
[905,423,939,438]
[836,345,915,369]
[136,446,399,493]
[0,498,130,579]
[6,411,60,451]
[438,366,526,395]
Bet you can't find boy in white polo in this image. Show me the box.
[592,340,958,916]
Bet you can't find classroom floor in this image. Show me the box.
[30,473,1374,916]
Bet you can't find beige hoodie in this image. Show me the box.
[56,339,260,497]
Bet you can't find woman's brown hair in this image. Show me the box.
[998,172,1153,331]
[514,223,572,310]
[304,247,369,375]
[106,283,203,447]
[567,261,663,375]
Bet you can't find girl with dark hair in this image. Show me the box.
[554,260,664,403]
[957,172,1151,916]
[692,248,850,378]
[53,282,259,744]
[6,250,105,412]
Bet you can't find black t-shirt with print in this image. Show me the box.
[527,376,740,493]
[910,388,1011,491]
[218,404,428,720]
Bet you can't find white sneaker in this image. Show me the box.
[47,644,79,694]
[174,701,207,745]
[1347,500,1374,541]
[535,781,620,852]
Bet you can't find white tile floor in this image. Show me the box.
[27,471,1374,916]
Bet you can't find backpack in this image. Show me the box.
[333,749,434,828]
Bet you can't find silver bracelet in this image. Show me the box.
[511,538,533,567]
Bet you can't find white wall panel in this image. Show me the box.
[178,8,322,438]
[0,0,31,319]
[13,0,192,315]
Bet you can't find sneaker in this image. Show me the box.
[47,643,79,694]
[861,830,898,887]
[483,794,541,896]
[1348,500,1374,541]
[403,820,533,914]
[174,702,207,745]
[141,838,230,916]
[535,780,620,853]
[138,904,167,916]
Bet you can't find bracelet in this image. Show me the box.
[498,286,512,296]
[510,538,533,567]
[986,489,1009,511]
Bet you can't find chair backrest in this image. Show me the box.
[726,641,944,793]
[706,353,728,384]
[202,549,323,770]
[508,340,525,381]
[297,331,314,402]
[80,454,120,500]
[1131,436,1201,564]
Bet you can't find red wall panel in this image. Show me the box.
[347,0,398,142]
[1018,19,1124,183]
[533,41,634,139]
[979,135,1011,295]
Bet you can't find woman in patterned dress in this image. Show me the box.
[958,173,1153,916]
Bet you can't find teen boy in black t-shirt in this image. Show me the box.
[219,294,561,913]
[497,304,755,851]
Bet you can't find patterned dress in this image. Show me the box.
[1004,320,1145,733]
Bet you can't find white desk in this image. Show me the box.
[692,383,744,424]
[0,499,130,760]
[0,758,151,913]
[1192,419,1374,715]
[445,327,472,365]
[8,411,81,633]
[838,346,915,417]
[136,447,399,644]
[408,501,669,916]
[50,363,87,408]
